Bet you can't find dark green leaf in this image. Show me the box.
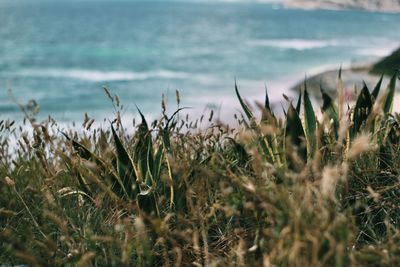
[371,75,384,100]
[134,109,153,186]
[320,87,339,138]
[352,85,372,138]
[111,124,137,198]
[295,89,302,114]
[383,71,398,115]
[286,103,306,160]
[265,84,271,112]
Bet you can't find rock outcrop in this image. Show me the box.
[284,0,400,12]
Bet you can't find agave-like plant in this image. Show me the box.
[235,70,399,170]
[62,107,180,217]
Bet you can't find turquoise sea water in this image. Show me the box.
[1,1,400,122]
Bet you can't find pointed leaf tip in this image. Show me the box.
[235,82,254,121]
[303,88,317,156]
[371,74,383,100]
[264,84,271,112]
[295,89,302,114]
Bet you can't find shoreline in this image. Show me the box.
[289,47,399,99]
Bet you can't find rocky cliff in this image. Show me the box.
[284,0,400,12]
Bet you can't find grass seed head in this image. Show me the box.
[347,134,373,160]
[4,176,15,188]
[321,165,340,199]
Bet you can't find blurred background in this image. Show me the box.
[0,0,399,123]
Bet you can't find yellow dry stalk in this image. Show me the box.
[164,152,175,209]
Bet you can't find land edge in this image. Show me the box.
[283,0,400,13]
[290,47,400,102]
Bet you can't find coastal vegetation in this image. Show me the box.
[1,70,400,266]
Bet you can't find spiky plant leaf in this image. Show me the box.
[62,132,127,199]
[265,84,271,112]
[153,144,164,184]
[235,82,254,121]
[320,87,339,137]
[296,89,302,114]
[383,71,398,115]
[111,124,137,198]
[352,85,372,138]
[262,86,276,124]
[236,84,275,163]
[303,88,317,157]
[376,71,398,170]
[286,103,306,160]
[134,109,153,186]
[371,75,384,100]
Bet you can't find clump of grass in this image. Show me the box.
[0,70,400,266]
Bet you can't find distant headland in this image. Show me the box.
[291,46,400,97]
[284,0,400,12]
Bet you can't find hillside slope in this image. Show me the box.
[290,46,400,97]
[284,0,400,12]
[371,47,400,76]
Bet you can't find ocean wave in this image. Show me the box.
[17,69,190,82]
[247,39,339,50]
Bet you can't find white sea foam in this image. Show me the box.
[17,69,190,82]
[248,39,339,50]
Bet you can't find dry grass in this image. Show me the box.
[1,72,400,266]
